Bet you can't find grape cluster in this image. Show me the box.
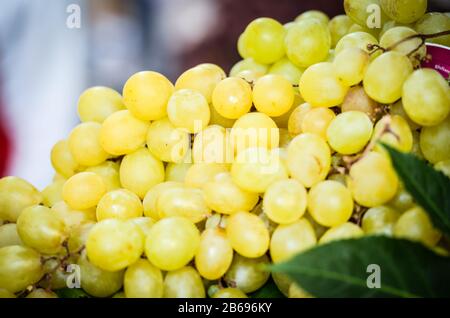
[1,0,450,299]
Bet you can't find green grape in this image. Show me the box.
[124,258,163,298]
[113,292,125,298]
[128,217,155,238]
[100,110,150,156]
[195,228,233,280]
[362,205,401,235]
[287,103,313,136]
[263,179,307,224]
[0,246,44,293]
[435,160,450,178]
[328,15,353,48]
[301,107,336,139]
[63,172,106,210]
[165,161,192,182]
[67,222,94,254]
[156,185,210,223]
[77,86,125,123]
[419,116,450,164]
[270,219,317,263]
[142,181,183,220]
[185,163,229,189]
[253,75,295,117]
[26,288,58,298]
[167,88,210,133]
[380,20,412,37]
[96,189,143,221]
[394,206,441,246]
[17,205,67,254]
[229,58,268,77]
[363,51,413,104]
[389,100,420,131]
[341,86,378,121]
[380,0,427,24]
[119,147,165,199]
[51,201,95,231]
[78,252,124,297]
[68,122,109,166]
[123,71,174,121]
[192,125,233,164]
[379,27,426,66]
[212,288,247,298]
[308,181,354,227]
[348,151,399,207]
[42,180,64,207]
[333,48,369,86]
[175,63,226,103]
[223,254,270,293]
[344,0,388,28]
[85,160,121,192]
[287,133,331,188]
[86,219,144,271]
[237,33,250,58]
[226,211,269,258]
[283,22,296,31]
[0,289,16,298]
[0,176,43,222]
[289,283,313,298]
[295,10,329,25]
[319,222,364,244]
[299,62,349,108]
[268,57,305,86]
[231,147,288,193]
[230,112,279,154]
[51,140,79,178]
[242,18,286,64]
[285,19,331,68]
[164,266,205,298]
[415,12,450,47]
[387,185,414,212]
[348,23,381,39]
[0,224,23,248]
[335,32,379,55]
[372,115,413,152]
[272,273,292,296]
[203,172,258,215]
[209,102,236,128]
[145,217,200,271]
[212,77,252,119]
[146,117,190,163]
[403,69,450,127]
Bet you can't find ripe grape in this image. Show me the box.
[380,0,427,24]
[96,189,143,221]
[229,58,268,77]
[63,172,106,210]
[67,222,94,253]
[319,222,364,244]
[85,160,121,192]
[419,116,450,164]
[335,32,378,55]
[301,107,336,139]
[389,100,420,131]
[77,86,125,123]
[212,288,247,298]
[165,161,192,182]
[223,254,270,293]
[328,15,353,47]
[272,273,291,296]
[289,283,312,298]
[287,103,313,136]
[26,288,58,298]
[41,180,64,207]
[268,57,305,87]
[212,77,252,119]
[124,258,163,298]
[253,75,294,117]
[388,185,414,212]
[51,201,95,231]
[209,102,236,128]
[142,181,183,220]
[192,125,233,164]
[163,266,205,298]
[344,0,388,28]
[341,86,378,121]
[0,224,23,248]
[372,115,413,152]
[128,217,155,237]
[333,48,369,86]
[295,10,329,25]
[50,140,79,178]
[379,27,426,65]
[184,163,229,189]
[68,122,109,166]
[415,12,450,47]
[362,205,401,235]
[435,160,450,178]
[123,71,174,121]
[237,33,250,58]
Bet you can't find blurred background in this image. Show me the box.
[0,0,449,189]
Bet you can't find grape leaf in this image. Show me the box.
[54,288,90,298]
[270,236,450,298]
[249,278,285,298]
[382,144,450,236]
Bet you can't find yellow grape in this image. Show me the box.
[415,13,450,47]
[146,117,190,163]
[165,161,192,182]
[209,102,236,128]
[341,86,379,121]
[295,10,329,25]
[435,160,450,178]
[328,15,353,47]
[50,140,79,178]
[231,147,288,193]
[333,48,369,86]
[184,163,229,189]
[403,69,450,127]
[380,0,427,24]
[0,176,43,222]
[212,77,252,119]
[163,266,206,298]
[229,58,268,77]
[123,71,174,121]
[223,254,270,293]
[51,201,95,231]
[85,160,121,192]
[124,259,163,298]
[387,185,414,212]
[285,19,331,68]
[67,223,94,254]
[287,103,313,136]
[100,110,150,156]
[26,289,58,298]
[263,179,307,224]
[348,151,399,207]
[62,172,106,210]
[226,211,269,258]
[68,122,109,166]
[308,180,354,227]
[142,181,183,220]
[195,228,233,280]
[272,273,291,297]
[203,172,258,215]
[167,89,210,133]
[0,224,23,248]
[145,216,200,271]
[96,189,143,221]
[372,115,413,152]
[77,86,125,123]
[319,222,364,244]
[389,99,420,130]
[175,63,226,103]
[268,57,305,87]
[299,62,349,108]
[212,288,247,298]
[362,205,401,235]
[119,147,165,199]
[344,0,388,28]
[192,125,233,164]
[128,217,155,238]
[286,133,331,188]
[237,33,250,59]
[419,116,450,164]
[42,180,64,207]
[289,283,313,298]
[86,219,144,271]
[278,128,294,148]
[301,107,336,139]
[348,23,381,38]
[270,219,317,263]
[335,32,378,55]
[253,74,295,117]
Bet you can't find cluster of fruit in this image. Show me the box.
[0,0,449,299]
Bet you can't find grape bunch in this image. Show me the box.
[1,0,450,299]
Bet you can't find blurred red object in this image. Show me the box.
[0,89,12,177]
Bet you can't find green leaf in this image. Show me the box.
[382,143,450,236]
[270,236,450,298]
[54,288,90,298]
[249,278,285,298]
